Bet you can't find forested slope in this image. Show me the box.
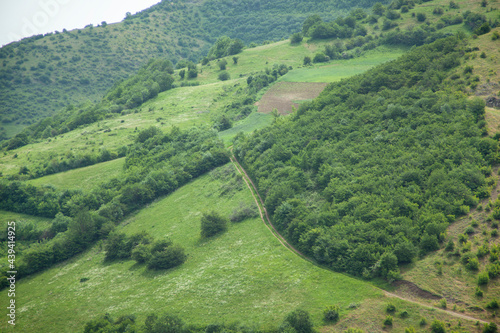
[233,36,499,279]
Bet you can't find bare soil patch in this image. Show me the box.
[256,82,328,114]
[392,280,442,300]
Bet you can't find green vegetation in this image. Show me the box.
[234,36,497,278]
[1,0,500,330]
[0,0,386,138]
[1,165,383,331]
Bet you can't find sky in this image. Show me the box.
[0,0,161,47]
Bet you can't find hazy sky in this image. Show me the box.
[0,0,161,47]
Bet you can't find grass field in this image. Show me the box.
[27,158,125,191]
[218,112,273,145]
[280,46,407,83]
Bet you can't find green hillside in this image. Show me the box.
[0,0,389,139]
[0,0,500,331]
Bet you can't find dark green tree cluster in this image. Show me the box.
[233,37,497,278]
[105,232,187,270]
[207,36,245,60]
[83,309,316,333]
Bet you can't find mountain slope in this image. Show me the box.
[0,0,389,139]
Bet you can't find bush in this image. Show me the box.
[430,320,446,333]
[399,310,409,318]
[200,211,228,238]
[383,315,393,326]
[218,59,228,70]
[303,56,312,66]
[478,272,490,287]
[475,286,484,297]
[416,13,426,22]
[438,298,447,309]
[290,32,303,44]
[313,52,329,63]
[282,309,314,333]
[323,305,340,322]
[147,244,186,270]
[486,299,499,310]
[229,204,258,222]
[218,71,230,81]
[386,303,396,313]
[483,322,498,333]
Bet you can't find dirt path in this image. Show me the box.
[229,150,488,325]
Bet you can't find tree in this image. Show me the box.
[200,211,228,238]
[232,56,238,64]
[302,15,322,36]
[179,69,185,79]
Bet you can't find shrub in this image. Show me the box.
[131,243,151,263]
[386,303,396,313]
[383,316,393,326]
[438,298,447,309]
[399,310,409,318]
[147,245,186,270]
[475,286,484,297]
[417,13,427,22]
[433,7,444,15]
[229,204,258,222]
[478,271,490,286]
[486,299,499,310]
[303,56,312,65]
[218,71,230,81]
[313,52,329,63]
[323,305,340,322]
[290,32,304,44]
[282,309,314,333]
[430,320,446,333]
[483,322,498,333]
[218,59,228,70]
[445,240,455,251]
[200,211,228,238]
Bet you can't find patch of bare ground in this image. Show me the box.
[256,82,328,114]
[391,280,442,300]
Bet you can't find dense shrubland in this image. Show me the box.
[233,37,498,278]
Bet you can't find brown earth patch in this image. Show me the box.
[392,280,442,300]
[256,82,328,115]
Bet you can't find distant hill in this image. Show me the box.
[0,0,388,140]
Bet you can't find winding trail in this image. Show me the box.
[229,149,488,325]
